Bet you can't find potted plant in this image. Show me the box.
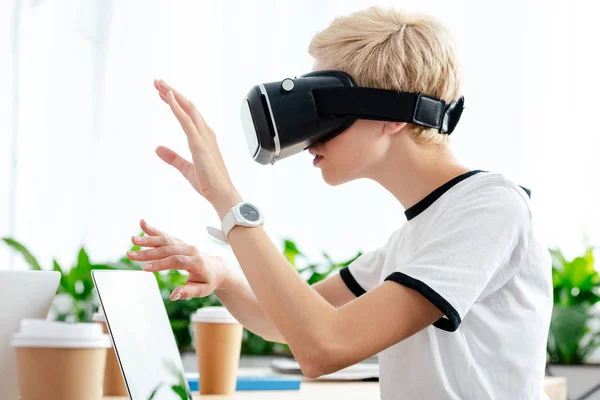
[547,247,600,400]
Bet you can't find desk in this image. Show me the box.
[103,381,380,399]
[103,377,567,399]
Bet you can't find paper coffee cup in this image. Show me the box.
[92,309,129,396]
[192,307,243,395]
[12,319,111,400]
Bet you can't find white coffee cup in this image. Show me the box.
[12,319,111,400]
[191,306,240,324]
[191,307,243,395]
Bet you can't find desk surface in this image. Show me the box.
[103,377,568,400]
[103,381,380,399]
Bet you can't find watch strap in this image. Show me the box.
[220,208,239,240]
[207,202,242,243]
[207,202,264,244]
[206,226,227,242]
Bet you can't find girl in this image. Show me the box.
[128,7,552,399]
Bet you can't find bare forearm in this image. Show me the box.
[227,226,338,371]
[214,264,355,346]
[214,271,285,343]
[224,224,442,379]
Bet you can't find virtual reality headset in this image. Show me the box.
[241,70,465,165]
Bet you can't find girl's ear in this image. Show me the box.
[383,121,407,136]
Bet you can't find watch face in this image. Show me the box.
[239,204,260,222]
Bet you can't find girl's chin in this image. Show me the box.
[320,169,349,187]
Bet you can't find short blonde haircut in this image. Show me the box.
[309,7,462,145]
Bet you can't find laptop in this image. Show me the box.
[92,270,192,400]
[0,270,60,400]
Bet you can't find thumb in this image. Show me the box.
[171,283,213,301]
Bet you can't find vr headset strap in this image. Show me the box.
[312,87,464,135]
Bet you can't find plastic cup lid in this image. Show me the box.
[92,304,106,322]
[92,312,105,322]
[191,306,239,324]
[11,319,111,349]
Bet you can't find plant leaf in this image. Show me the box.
[171,385,189,400]
[584,247,595,267]
[283,239,304,266]
[566,256,597,289]
[65,256,96,301]
[551,267,563,289]
[549,305,588,364]
[53,259,72,295]
[77,247,91,269]
[2,238,42,270]
[552,246,600,307]
[340,252,363,268]
[147,383,163,400]
[297,264,318,274]
[307,271,327,285]
[580,335,600,361]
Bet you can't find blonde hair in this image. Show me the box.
[309,7,462,144]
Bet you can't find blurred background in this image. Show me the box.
[1,0,600,397]
[1,0,599,268]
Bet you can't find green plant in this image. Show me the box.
[283,239,362,284]
[148,360,192,400]
[547,247,600,364]
[2,236,362,356]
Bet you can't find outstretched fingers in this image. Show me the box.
[170,282,213,301]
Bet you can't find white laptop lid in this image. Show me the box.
[0,270,60,400]
[92,270,191,400]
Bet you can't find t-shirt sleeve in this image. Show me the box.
[385,185,532,332]
[339,244,388,297]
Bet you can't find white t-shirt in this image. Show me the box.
[340,171,552,400]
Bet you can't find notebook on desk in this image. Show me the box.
[185,373,301,391]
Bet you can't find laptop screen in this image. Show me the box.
[92,270,191,400]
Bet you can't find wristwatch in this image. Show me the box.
[207,202,265,243]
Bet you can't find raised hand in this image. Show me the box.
[153,79,242,218]
[128,219,231,301]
